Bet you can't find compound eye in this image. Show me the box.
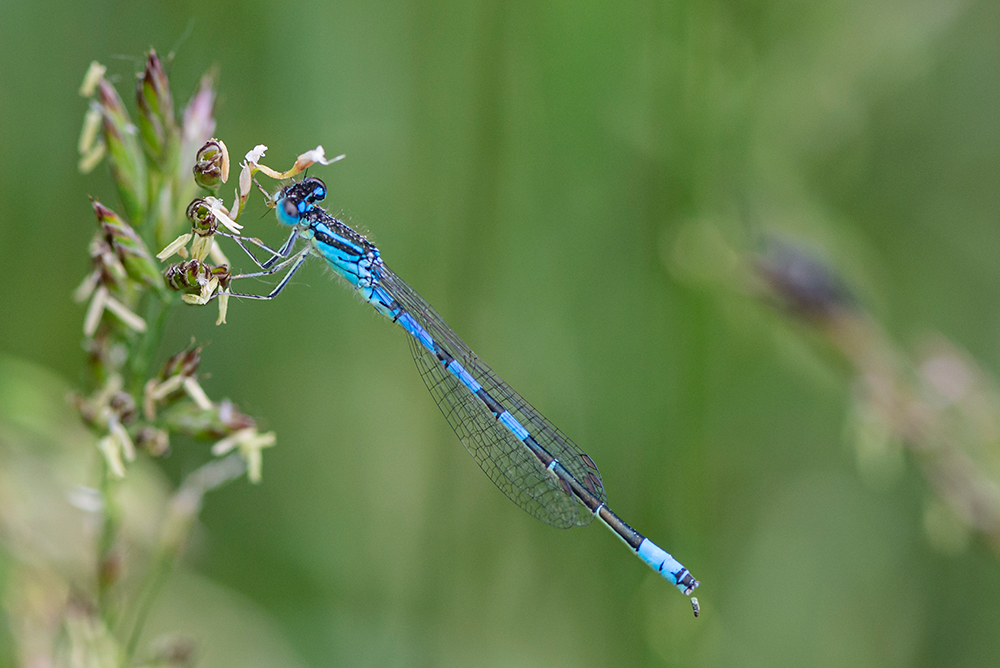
[283,198,300,220]
[305,177,327,203]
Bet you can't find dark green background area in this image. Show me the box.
[2,0,999,666]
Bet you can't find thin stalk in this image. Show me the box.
[126,295,172,397]
[96,463,122,623]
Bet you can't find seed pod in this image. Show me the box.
[193,138,229,189]
[159,345,203,381]
[186,198,218,236]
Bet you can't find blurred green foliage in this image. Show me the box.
[1,0,999,666]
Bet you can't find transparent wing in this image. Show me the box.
[380,266,606,528]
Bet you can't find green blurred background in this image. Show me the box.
[2,0,999,666]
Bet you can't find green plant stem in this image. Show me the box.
[96,463,122,624]
[124,550,172,662]
[127,295,172,397]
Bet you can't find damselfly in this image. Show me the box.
[224,176,700,608]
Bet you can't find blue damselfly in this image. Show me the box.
[223,177,700,608]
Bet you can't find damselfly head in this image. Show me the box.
[274,177,327,226]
